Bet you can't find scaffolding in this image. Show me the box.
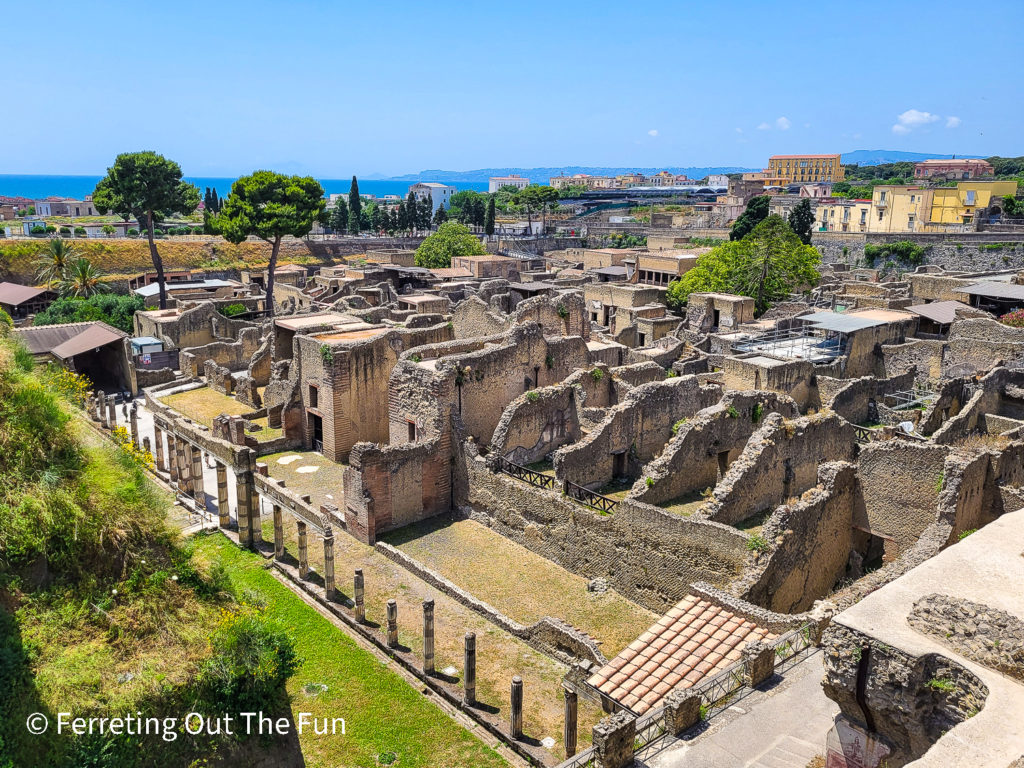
[884,388,938,410]
[732,326,844,362]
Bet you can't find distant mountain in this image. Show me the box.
[382,166,758,183]
[841,149,984,166]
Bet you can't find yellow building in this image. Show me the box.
[816,198,872,233]
[767,154,844,183]
[868,186,931,233]
[928,181,1017,226]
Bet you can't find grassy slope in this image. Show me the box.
[0,340,507,768]
[0,237,329,283]
[192,534,507,768]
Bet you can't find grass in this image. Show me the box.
[657,489,708,517]
[262,513,606,759]
[383,517,656,656]
[595,476,636,501]
[261,450,348,512]
[191,533,509,768]
[161,387,284,443]
[735,508,774,537]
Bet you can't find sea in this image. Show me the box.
[0,175,489,201]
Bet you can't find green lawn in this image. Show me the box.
[191,533,508,768]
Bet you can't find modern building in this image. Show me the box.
[549,174,615,190]
[766,154,844,184]
[488,175,530,193]
[868,186,930,233]
[704,174,730,187]
[868,180,1018,232]
[928,180,1017,227]
[913,158,994,180]
[34,197,99,217]
[409,182,455,213]
[816,198,872,233]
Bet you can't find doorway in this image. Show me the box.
[310,413,323,453]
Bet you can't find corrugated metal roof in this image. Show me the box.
[133,279,237,297]
[960,282,1024,300]
[799,311,885,333]
[15,321,126,356]
[907,300,972,325]
[51,324,125,359]
[0,282,50,306]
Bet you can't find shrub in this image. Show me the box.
[73,226,86,235]
[545,353,554,369]
[197,603,299,712]
[217,303,247,318]
[127,228,139,236]
[645,476,654,488]
[590,368,604,382]
[926,677,955,693]
[752,403,764,423]
[319,344,334,365]
[44,225,57,234]
[59,226,71,234]
[557,303,569,319]
[726,405,739,419]
[410,353,422,363]
[1000,310,1024,328]
[0,309,12,335]
[746,534,770,553]
[526,390,539,403]
[671,418,687,436]
[30,225,46,235]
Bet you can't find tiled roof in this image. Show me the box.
[587,594,775,714]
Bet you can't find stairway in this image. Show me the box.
[748,734,822,768]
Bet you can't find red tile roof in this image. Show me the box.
[587,594,775,714]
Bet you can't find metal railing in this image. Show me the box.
[496,457,619,513]
[553,623,816,768]
[496,456,557,490]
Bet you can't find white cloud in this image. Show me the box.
[757,122,771,131]
[946,116,962,129]
[892,109,940,134]
[647,129,659,137]
[775,116,791,130]
[735,127,743,134]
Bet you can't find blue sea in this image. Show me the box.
[0,175,489,201]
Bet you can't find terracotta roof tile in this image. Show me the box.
[586,593,776,715]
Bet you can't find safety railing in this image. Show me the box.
[496,457,619,513]
[495,456,557,490]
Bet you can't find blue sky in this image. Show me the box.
[4,0,1021,177]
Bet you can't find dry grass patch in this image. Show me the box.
[161,386,252,427]
[261,515,606,761]
[261,450,347,510]
[385,517,657,657]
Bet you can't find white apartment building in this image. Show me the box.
[488,175,530,193]
[409,182,456,213]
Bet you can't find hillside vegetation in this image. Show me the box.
[0,328,505,768]
[0,238,328,283]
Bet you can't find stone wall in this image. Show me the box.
[631,391,799,508]
[856,442,948,554]
[179,326,265,378]
[722,355,818,411]
[824,369,918,425]
[489,382,582,465]
[703,411,856,525]
[553,375,722,490]
[813,231,1024,272]
[465,453,751,613]
[908,594,1024,683]
[822,623,989,766]
[738,462,857,613]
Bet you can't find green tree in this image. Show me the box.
[512,186,540,230]
[216,171,325,316]
[35,238,77,287]
[414,221,486,269]
[729,195,770,241]
[59,257,110,298]
[330,198,349,233]
[419,195,434,232]
[433,204,448,227]
[536,185,559,231]
[348,176,361,235]
[33,293,145,333]
[667,215,820,313]
[92,151,200,309]
[485,196,496,237]
[788,198,815,245]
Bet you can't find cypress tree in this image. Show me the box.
[332,198,349,233]
[433,204,448,227]
[485,196,496,237]
[348,176,361,234]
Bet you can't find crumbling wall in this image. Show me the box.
[465,453,751,612]
[825,369,918,425]
[723,356,818,411]
[857,442,948,554]
[179,326,265,378]
[738,462,858,613]
[704,411,856,525]
[632,391,800,508]
[881,339,945,382]
[822,624,988,766]
[451,296,507,339]
[554,375,722,490]
[490,383,582,465]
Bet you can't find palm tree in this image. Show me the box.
[36,238,77,287]
[59,257,109,298]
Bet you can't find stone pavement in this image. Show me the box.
[642,651,836,768]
